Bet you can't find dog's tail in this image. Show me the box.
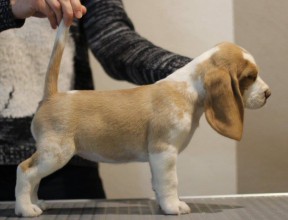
[43,20,69,99]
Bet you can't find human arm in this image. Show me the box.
[81,0,192,85]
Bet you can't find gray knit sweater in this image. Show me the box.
[0,0,24,31]
[0,0,192,165]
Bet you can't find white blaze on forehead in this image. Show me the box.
[243,52,256,65]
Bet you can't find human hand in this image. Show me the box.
[10,0,87,28]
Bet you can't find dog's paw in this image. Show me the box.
[37,201,47,211]
[179,201,191,214]
[32,198,47,211]
[15,203,43,217]
[160,199,191,215]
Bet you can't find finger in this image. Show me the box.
[45,0,62,25]
[59,0,74,26]
[33,12,46,18]
[70,0,83,19]
[40,1,58,29]
[47,10,58,29]
[81,5,87,15]
[31,0,57,28]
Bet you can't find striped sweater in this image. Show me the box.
[0,0,24,32]
[0,0,192,165]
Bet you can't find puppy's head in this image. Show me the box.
[202,42,271,140]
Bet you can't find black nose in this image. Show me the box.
[265,89,271,99]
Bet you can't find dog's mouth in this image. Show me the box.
[244,95,269,109]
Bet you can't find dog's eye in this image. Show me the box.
[247,74,257,81]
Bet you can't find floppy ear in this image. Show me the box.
[204,68,244,141]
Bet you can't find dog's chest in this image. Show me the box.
[178,107,204,152]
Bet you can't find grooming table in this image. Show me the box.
[1,193,288,220]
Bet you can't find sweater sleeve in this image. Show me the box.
[81,0,192,85]
[0,0,25,32]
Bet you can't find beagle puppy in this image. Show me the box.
[15,21,271,217]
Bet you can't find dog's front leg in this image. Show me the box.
[149,147,191,215]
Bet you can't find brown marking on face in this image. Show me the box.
[237,61,259,95]
[200,42,259,140]
[208,44,259,91]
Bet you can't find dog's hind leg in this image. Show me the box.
[15,140,75,217]
[31,182,47,211]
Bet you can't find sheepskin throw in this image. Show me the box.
[0,18,74,118]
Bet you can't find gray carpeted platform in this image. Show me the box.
[1,194,288,219]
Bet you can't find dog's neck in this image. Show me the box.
[160,47,219,107]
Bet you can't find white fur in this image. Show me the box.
[15,166,43,216]
[149,146,190,214]
[164,47,219,84]
[163,47,218,98]
[243,76,270,109]
[78,150,148,163]
[243,51,256,65]
[15,139,75,217]
[241,51,270,109]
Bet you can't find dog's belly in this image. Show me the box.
[77,148,149,163]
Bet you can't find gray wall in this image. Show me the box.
[234,0,288,193]
[90,0,288,198]
[92,0,236,198]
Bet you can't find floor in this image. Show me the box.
[1,194,288,220]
